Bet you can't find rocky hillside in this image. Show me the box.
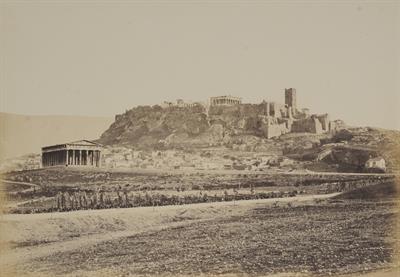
[99,105,210,148]
[286,127,400,172]
[330,127,400,172]
[99,104,284,149]
[98,105,400,173]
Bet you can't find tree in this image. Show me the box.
[223,190,229,201]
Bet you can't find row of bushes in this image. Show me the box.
[15,190,299,214]
[11,177,389,214]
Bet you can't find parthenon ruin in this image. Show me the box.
[209,95,242,106]
[41,140,102,168]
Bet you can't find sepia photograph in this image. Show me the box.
[0,0,399,276]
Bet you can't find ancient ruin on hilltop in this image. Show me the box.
[103,88,342,148]
[159,88,338,139]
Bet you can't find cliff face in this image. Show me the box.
[99,105,209,147]
[98,104,274,149]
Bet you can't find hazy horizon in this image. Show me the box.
[1,1,399,130]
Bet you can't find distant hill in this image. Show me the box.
[0,113,113,160]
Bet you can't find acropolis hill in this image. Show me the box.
[99,88,343,148]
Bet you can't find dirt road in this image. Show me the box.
[0,179,40,194]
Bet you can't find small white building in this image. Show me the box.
[365,157,386,173]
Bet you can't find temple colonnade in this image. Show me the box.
[41,140,102,168]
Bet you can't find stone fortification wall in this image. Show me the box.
[291,116,323,134]
[208,103,269,122]
[317,114,330,131]
[261,121,289,139]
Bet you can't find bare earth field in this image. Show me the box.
[1,181,399,277]
[1,168,399,277]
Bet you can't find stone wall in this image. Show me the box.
[269,102,286,118]
[291,116,323,134]
[260,117,289,139]
[317,114,330,131]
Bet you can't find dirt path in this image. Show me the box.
[1,179,44,209]
[0,192,339,268]
[0,179,40,194]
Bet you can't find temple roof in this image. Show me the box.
[66,140,102,146]
[42,140,102,151]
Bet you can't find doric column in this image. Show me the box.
[98,150,101,167]
[85,150,88,165]
[78,150,82,165]
[72,150,76,165]
[66,150,69,165]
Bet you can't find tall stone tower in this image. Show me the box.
[285,88,297,112]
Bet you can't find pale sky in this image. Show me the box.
[1,0,399,130]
